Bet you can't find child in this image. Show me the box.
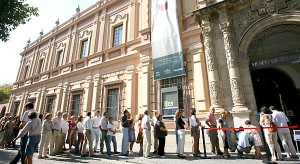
[107,117,118,156]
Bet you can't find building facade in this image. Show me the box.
[8,0,300,127]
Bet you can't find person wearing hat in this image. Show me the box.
[142,110,151,158]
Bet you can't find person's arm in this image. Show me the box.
[218,119,226,137]
[205,114,212,127]
[14,121,32,141]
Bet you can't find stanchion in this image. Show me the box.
[201,126,210,159]
[260,125,275,164]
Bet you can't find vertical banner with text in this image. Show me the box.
[151,0,185,80]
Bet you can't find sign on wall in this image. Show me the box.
[151,0,186,80]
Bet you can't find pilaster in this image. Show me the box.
[90,13,100,54]
[19,92,28,116]
[127,0,137,41]
[60,82,69,113]
[201,18,223,110]
[35,89,41,113]
[38,88,46,114]
[140,0,150,30]
[91,74,100,116]
[124,66,134,113]
[54,83,63,113]
[98,10,107,52]
[218,12,248,112]
[8,96,14,114]
[82,76,92,116]
[139,56,150,114]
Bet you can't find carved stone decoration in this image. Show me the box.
[294,1,300,9]
[251,0,287,16]
[209,81,222,105]
[202,25,217,71]
[220,22,237,69]
[230,78,245,105]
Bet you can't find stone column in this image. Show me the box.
[82,76,92,116]
[54,83,63,113]
[60,82,69,113]
[91,74,100,116]
[201,18,223,110]
[19,92,28,116]
[219,12,250,126]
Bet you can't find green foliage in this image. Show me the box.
[0,84,13,102]
[0,0,39,42]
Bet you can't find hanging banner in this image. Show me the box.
[151,0,186,80]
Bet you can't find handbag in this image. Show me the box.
[268,115,277,132]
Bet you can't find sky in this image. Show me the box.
[0,0,99,85]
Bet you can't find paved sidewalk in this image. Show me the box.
[0,131,299,164]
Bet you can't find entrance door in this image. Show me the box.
[251,68,300,124]
[107,88,119,120]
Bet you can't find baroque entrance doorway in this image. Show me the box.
[251,68,300,125]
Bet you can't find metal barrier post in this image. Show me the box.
[201,126,210,159]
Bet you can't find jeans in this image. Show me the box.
[107,135,117,155]
[92,128,100,150]
[75,133,83,154]
[121,127,129,155]
[237,145,251,157]
[10,135,28,164]
[25,135,41,155]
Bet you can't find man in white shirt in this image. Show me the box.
[99,112,109,154]
[50,111,62,155]
[151,110,158,154]
[58,113,69,154]
[91,111,101,152]
[270,106,297,158]
[81,112,94,157]
[142,110,151,158]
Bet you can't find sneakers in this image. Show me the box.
[113,151,120,154]
[129,150,134,154]
[159,155,165,158]
[144,155,151,158]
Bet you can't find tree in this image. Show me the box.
[0,0,39,42]
[0,84,13,102]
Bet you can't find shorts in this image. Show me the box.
[25,135,41,156]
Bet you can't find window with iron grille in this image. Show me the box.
[46,98,55,114]
[113,25,123,47]
[80,40,88,58]
[106,88,119,120]
[161,76,184,116]
[71,94,81,118]
[56,51,63,67]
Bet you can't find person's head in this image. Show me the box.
[95,111,101,117]
[39,114,43,120]
[86,112,91,117]
[123,110,129,116]
[128,112,131,119]
[57,111,62,118]
[77,116,83,123]
[153,110,158,116]
[70,115,75,122]
[28,112,37,120]
[245,120,251,125]
[219,110,227,119]
[25,102,34,110]
[103,111,108,118]
[156,114,163,121]
[138,114,144,120]
[108,117,113,124]
[260,106,271,114]
[45,113,53,120]
[62,113,68,120]
[9,116,13,121]
[210,106,215,114]
[238,126,244,132]
[144,110,148,116]
[191,108,196,116]
[175,109,181,117]
[269,106,276,111]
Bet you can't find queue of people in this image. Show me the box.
[1,102,299,164]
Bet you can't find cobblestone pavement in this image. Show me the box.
[0,131,299,164]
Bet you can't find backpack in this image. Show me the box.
[268,115,277,132]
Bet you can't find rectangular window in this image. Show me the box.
[23,66,29,79]
[80,40,88,58]
[113,25,123,47]
[46,98,55,113]
[38,59,44,74]
[12,102,20,116]
[71,94,81,118]
[106,88,119,120]
[56,51,63,67]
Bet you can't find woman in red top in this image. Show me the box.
[68,116,77,149]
